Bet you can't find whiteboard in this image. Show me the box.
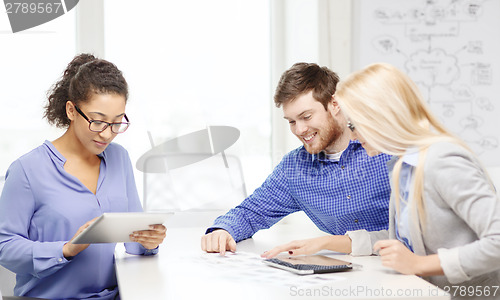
[353,0,500,165]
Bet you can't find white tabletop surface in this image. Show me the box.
[115,214,449,300]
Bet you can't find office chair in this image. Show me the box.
[0,266,16,297]
[0,175,17,297]
[141,153,247,212]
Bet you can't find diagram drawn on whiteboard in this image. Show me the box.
[356,0,500,165]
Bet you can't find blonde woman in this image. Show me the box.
[262,63,500,298]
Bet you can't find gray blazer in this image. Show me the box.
[347,141,500,295]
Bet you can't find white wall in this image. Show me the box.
[271,0,500,193]
[271,0,354,166]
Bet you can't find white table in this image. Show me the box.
[115,216,449,300]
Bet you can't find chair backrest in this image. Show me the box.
[0,175,17,296]
[141,153,247,212]
[0,266,16,296]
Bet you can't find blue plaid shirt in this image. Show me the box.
[208,140,392,242]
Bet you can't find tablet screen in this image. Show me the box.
[72,212,173,244]
[263,255,353,275]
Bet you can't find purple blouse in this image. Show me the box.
[0,140,152,299]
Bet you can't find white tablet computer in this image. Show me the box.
[263,255,353,275]
[72,212,173,244]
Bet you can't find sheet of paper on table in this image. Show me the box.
[179,251,346,288]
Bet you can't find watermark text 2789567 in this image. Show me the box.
[5,2,62,14]
[4,0,80,33]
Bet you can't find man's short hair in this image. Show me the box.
[274,62,340,110]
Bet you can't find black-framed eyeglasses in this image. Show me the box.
[74,105,130,134]
[347,121,356,132]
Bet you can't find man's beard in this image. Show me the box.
[303,115,343,154]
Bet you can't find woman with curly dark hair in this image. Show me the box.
[0,54,166,299]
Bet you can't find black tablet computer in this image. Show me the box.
[263,255,353,275]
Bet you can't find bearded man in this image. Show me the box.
[201,63,392,255]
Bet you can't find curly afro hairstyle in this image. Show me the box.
[44,53,128,128]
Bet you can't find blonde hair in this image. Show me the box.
[335,63,472,228]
